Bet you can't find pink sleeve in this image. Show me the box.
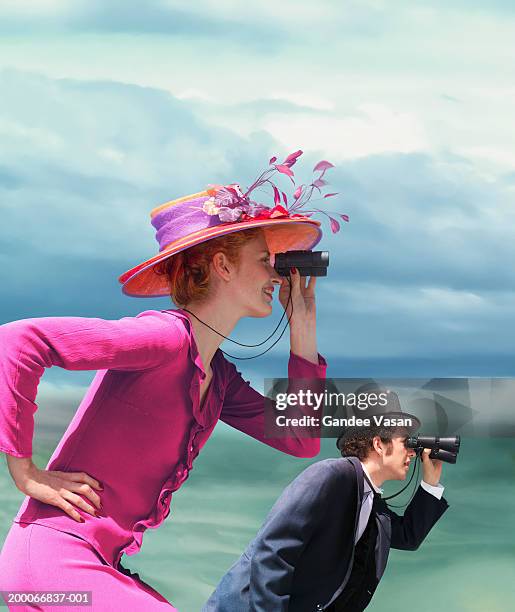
[0,311,185,458]
[220,352,327,458]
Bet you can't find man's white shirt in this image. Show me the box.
[355,462,445,543]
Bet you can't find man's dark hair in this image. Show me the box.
[337,425,410,461]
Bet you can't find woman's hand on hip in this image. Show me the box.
[6,455,103,522]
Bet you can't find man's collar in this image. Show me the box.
[360,462,384,495]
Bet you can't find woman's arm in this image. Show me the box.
[219,350,326,457]
[0,310,185,520]
[220,271,326,457]
[0,310,184,458]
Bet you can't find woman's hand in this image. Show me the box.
[6,455,103,522]
[278,268,317,325]
[278,268,318,363]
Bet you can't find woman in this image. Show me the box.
[0,155,334,610]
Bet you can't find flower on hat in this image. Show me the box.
[202,150,349,233]
[202,197,221,216]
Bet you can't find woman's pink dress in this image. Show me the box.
[0,309,326,609]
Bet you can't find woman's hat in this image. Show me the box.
[119,151,348,297]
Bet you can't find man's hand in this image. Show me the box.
[6,455,103,522]
[421,448,443,486]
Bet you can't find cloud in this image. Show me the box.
[321,152,515,291]
[0,69,277,263]
[173,95,335,144]
[1,69,515,365]
[263,104,428,160]
[1,0,514,189]
[0,0,287,49]
[318,281,515,358]
[0,0,389,37]
[426,0,515,15]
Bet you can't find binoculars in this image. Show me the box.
[405,435,461,464]
[274,250,329,277]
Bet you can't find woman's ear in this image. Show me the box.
[211,252,232,281]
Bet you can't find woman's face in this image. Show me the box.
[231,232,284,318]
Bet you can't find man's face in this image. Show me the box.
[380,435,416,481]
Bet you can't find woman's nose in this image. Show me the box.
[270,266,283,285]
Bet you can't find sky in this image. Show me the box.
[1,4,515,611]
[1,0,515,372]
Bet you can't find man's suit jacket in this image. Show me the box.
[203,457,449,612]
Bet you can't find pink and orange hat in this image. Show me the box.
[119,151,348,297]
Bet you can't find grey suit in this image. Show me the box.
[203,457,449,612]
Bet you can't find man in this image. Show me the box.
[203,395,449,611]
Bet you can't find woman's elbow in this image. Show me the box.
[288,437,320,458]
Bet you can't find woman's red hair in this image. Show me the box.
[153,228,262,306]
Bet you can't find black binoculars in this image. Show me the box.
[405,435,461,464]
[274,250,329,277]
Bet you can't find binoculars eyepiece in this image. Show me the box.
[405,435,461,464]
[274,250,329,277]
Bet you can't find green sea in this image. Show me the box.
[1,389,514,611]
